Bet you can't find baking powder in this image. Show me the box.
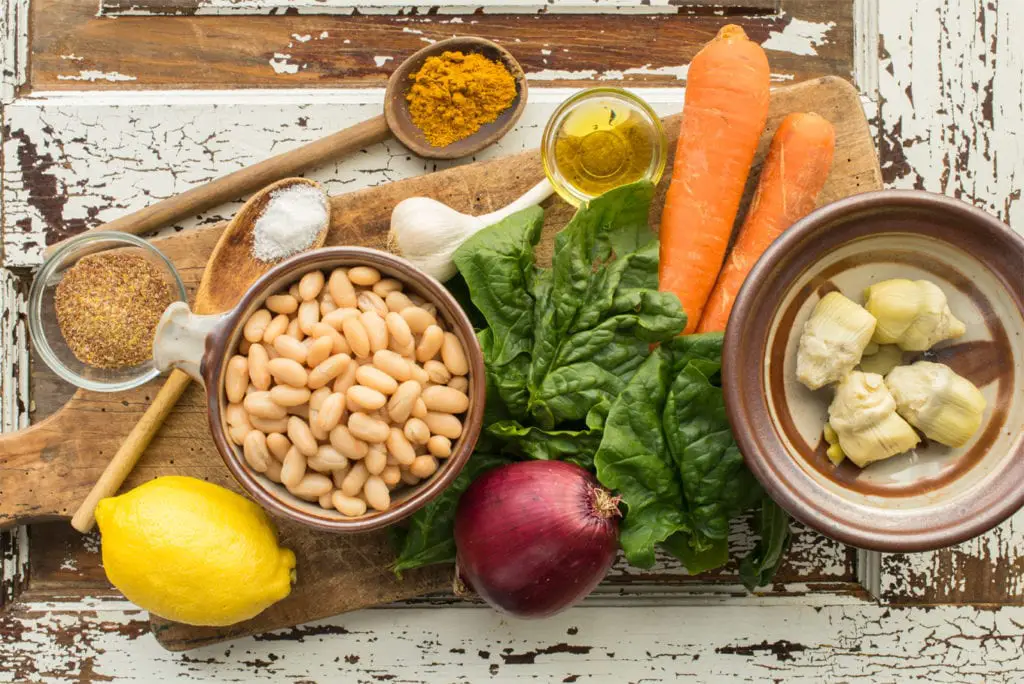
[252,184,329,262]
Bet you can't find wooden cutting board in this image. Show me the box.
[0,76,881,651]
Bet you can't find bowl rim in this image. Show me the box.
[204,246,486,533]
[541,86,668,207]
[28,231,188,393]
[723,189,1024,552]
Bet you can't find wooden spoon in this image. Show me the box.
[69,178,329,533]
[46,37,527,255]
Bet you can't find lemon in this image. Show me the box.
[95,476,296,627]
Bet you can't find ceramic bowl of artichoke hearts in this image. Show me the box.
[723,190,1024,552]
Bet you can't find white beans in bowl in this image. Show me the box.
[224,265,470,518]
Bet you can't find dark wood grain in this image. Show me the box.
[7,76,880,649]
[28,0,852,91]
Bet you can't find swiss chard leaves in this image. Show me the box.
[739,498,793,590]
[486,421,601,471]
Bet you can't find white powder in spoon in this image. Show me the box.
[251,184,329,262]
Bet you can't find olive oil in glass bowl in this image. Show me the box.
[541,88,668,206]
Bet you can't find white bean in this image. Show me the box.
[262,314,289,345]
[328,269,358,308]
[298,300,320,335]
[315,392,346,432]
[348,412,390,443]
[364,445,388,475]
[341,462,370,497]
[329,425,369,460]
[373,349,412,382]
[381,465,402,487]
[403,417,430,445]
[268,357,308,388]
[332,491,367,517]
[363,475,391,512]
[266,294,299,315]
[225,355,249,403]
[310,322,350,355]
[248,343,271,390]
[386,426,416,466]
[409,455,439,479]
[308,353,351,390]
[266,432,291,460]
[416,325,444,363]
[249,415,289,433]
[287,416,319,457]
[264,457,283,483]
[298,270,325,301]
[356,365,399,395]
[289,472,333,500]
[385,291,414,312]
[307,444,348,472]
[347,385,387,411]
[411,398,428,419]
[309,386,332,411]
[360,311,389,352]
[322,307,360,331]
[409,362,430,386]
[400,306,436,334]
[244,391,287,420]
[372,278,403,298]
[242,430,270,474]
[348,266,381,286]
[424,412,462,439]
[447,376,469,394]
[273,334,308,365]
[319,492,335,510]
[306,335,335,369]
[285,317,304,342]
[427,435,452,458]
[423,360,451,385]
[332,360,360,395]
[269,384,311,408]
[281,447,307,488]
[441,332,469,376]
[421,385,470,413]
[244,309,272,343]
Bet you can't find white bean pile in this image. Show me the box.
[223,265,471,517]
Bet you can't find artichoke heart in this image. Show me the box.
[863,279,966,351]
[859,344,904,376]
[885,361,986,448]
[828,371,920,468]
[797,292,878,390]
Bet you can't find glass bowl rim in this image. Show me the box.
[27,231,188,393]
[541,86,668,207]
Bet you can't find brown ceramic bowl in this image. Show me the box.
[155,247,485,533]
[384,36,528,160]
[723,190,1024,551]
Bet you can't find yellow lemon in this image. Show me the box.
[95,476,296,627]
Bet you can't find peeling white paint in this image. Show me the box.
[268,53,300,75]
[59,53,84,61]
[373,55,394,67]
[291,33,311,42]
[319,31,328,39]
[762,17,836,57]
[56,70,138,82]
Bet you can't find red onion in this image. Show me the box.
[454,460,620,618]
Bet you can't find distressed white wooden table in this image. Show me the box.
[2,0,1022,680]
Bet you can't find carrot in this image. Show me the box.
[696,112,836,332]
[659,25,770,334]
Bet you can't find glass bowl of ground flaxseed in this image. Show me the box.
[28,232,187,392]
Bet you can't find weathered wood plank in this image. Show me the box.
[99,0,778,17]
[2,599,1024,681]
[28,0,850,91]
[873,0,1024,605]
[0,0,29,104]
[0,271,30,611]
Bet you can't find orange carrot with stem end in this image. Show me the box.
[659,24,770,334]
[697,112,836,333]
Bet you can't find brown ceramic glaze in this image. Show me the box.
[724,190,1024,552]
[201,247,485,533]
[384,37,528,160]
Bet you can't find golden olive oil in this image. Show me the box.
[553,100,659,198]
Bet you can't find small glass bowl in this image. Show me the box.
[541,87,668,206]
[28,232,187,393]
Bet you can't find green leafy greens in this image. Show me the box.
[392,181,790,589]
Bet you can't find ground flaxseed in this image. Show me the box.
[54,252,175,369]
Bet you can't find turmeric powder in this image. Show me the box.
[406,51,517,148]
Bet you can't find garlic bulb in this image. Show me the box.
[886,361,986,448]
[863,279,966,351]
[827,371,920,468]
[388,179,554,282]
[796,292,878,390]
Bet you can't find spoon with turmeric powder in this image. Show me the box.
[385,37,528,160]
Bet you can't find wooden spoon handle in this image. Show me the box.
[48,114,391,252]
[69,369,193,533]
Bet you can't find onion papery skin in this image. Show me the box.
[454,460,620,618]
